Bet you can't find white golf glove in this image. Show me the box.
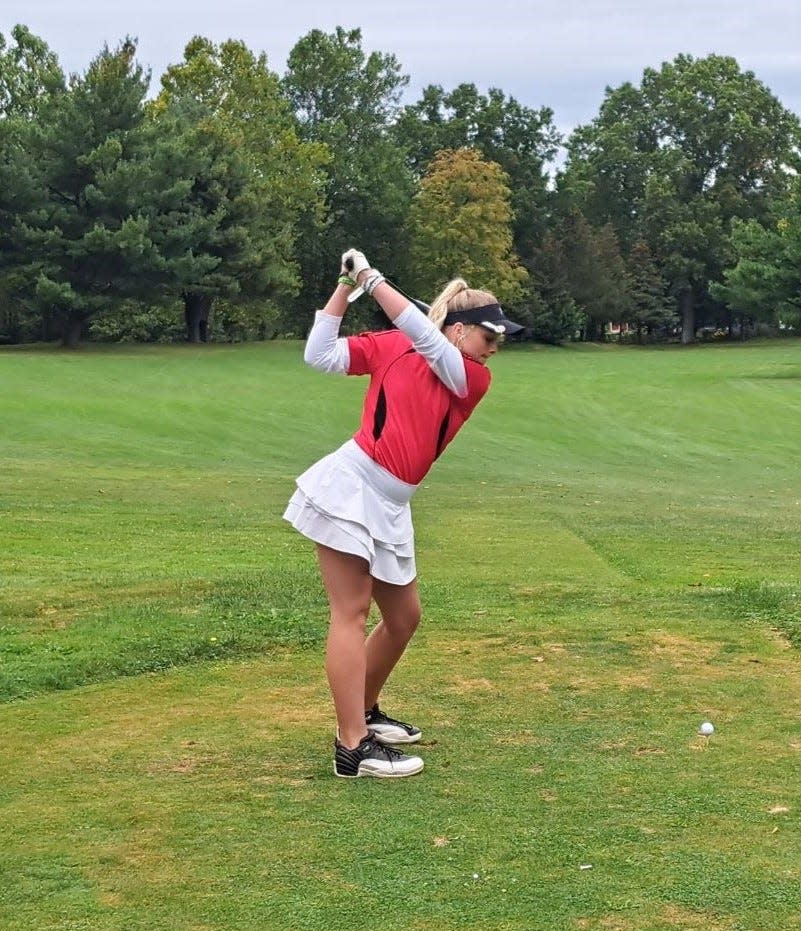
[341,248,372,284]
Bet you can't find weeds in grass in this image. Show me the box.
[2,340,801,930]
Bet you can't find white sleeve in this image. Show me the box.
[393,304,468,397]
[303,311,350,374]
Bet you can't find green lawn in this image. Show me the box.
[2,338,801,930]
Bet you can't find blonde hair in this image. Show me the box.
[428,279,499,330]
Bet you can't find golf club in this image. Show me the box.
[344,257,429,313]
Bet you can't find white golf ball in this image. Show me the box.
[699,721,714,736]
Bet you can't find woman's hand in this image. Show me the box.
[341,248,372,284]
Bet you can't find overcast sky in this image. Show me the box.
[3,0,800,145]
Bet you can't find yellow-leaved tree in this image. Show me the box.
[407,147,528,304]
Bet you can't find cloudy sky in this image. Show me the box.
[3,0,800,144]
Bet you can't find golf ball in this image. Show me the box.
[699,721,714,736]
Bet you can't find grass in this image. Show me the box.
[2,337,801,930]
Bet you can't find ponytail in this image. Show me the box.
[428,279,498,330]
[428,279,469,330]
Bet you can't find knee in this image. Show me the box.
[331,600,371,630]
[386,602,422,640]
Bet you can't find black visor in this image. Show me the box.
[443,303,523,335]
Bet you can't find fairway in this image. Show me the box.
[2,339,801,930]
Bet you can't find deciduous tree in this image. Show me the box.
[712,180,801,329]
[561,54,800,341]
[282,27,413,325]
[395,83,560,256]
[407,147,527,304]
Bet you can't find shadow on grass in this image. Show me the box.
[0,569,327,703]
[740,365,801,380]
[4,571,799,705]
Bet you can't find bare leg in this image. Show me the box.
[316,545,373,749]
[365,577,422,710]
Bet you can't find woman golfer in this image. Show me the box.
[284,248,521,778]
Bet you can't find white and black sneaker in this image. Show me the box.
[365,704,422,745]
[334,733,424,778]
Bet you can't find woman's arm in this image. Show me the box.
[392,304,468,397]
[347,255,468,396]
[342,248,467,395]
[320,282,352,320]
[303,283,352,373]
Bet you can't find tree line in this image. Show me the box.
[1,23,799,348]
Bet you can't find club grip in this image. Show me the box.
[344,257,354,272]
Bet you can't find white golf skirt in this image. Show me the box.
[283,439,418,585]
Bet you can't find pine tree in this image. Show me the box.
[0,25,65,342]
[20,40,155,346]
[626,240,677,342]
[157,37,327,340]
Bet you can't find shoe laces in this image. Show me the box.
[373,739,406,761]
[369,706,406,728]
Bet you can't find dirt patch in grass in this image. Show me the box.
[254,759,319,787]
[446,676,499,695]
[644,631,719,664]
[611,672,654,690]
[235,680,329,731]
[574,905,737,930]
[492,730,546,748]
[145,740,226,777]
[659,905,737,929]
[575,918,632,931]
